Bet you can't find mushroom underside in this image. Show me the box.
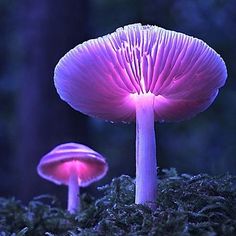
[39,158,107,186]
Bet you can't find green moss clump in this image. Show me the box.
[1,169,236,235]
[0,195,76,235]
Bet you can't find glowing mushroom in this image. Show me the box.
[37,143,108,213]
[54,24,227,205]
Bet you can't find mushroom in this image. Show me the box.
[37,142,108,213]
[54,24,227,205]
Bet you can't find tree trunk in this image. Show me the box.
[15,0,90,202]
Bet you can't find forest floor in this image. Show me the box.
[0,169,236,236]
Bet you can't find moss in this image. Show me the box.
[1,169,236,235]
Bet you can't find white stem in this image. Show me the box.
[135,93,157,205]
[67,170,80,213]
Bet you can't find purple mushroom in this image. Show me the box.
[54,24,227,205]
[37,143,108,213]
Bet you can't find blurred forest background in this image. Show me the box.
[0,0,235,207]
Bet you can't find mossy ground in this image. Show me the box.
[1,169,236,236]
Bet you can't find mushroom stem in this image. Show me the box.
[67,169,80,213]
[135,93,157,205]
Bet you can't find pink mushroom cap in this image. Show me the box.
[54,23,227,123]
[37,143,108,187]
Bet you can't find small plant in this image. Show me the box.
[37,143,108,213]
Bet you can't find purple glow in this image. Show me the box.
[54,24,227,206]
[37,143,108,213]
[55,24,227,122]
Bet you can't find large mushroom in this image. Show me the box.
[54,24,227,205]
[37,143,108,213]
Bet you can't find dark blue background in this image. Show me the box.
[0,0,235,208]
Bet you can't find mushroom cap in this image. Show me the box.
[37,143,108,187]
[54,23,227,122]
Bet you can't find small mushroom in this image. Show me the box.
[54,24,227,205]
[37,143,108,213]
